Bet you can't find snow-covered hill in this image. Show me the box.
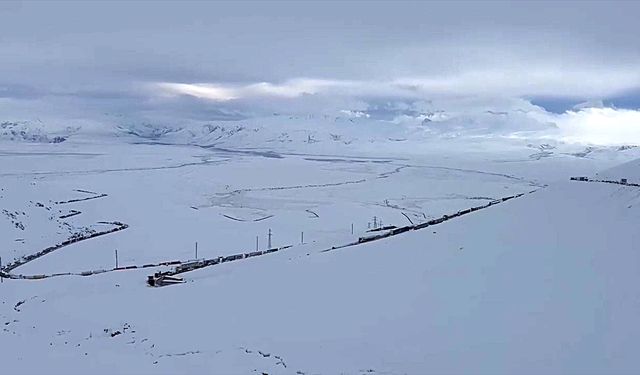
[110,114,640,161]
[1,121,71,143]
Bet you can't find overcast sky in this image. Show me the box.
[1,0,639,121]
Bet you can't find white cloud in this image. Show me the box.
[155,82,239,101]
[153,79,353,102]
[153,64,640,103]
[551,108,640,145]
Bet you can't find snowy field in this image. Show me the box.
[2,135,640,374]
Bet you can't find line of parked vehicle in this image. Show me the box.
[147,246,291,286]
[149,190,538,287]
[570,176,639,187]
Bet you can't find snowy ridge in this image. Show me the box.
[3,101,640,151]
[1,121,70,143]
[113,116,640,165]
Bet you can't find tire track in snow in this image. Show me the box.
[0,158,230,178]
[209,164,407,207]
[218,178,367,197]
[396,162,544,187]
[221,214,274,222]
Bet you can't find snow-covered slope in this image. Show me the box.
[596,156,640,183]
[1,139,639,374]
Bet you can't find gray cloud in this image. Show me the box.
[1,0,639,122]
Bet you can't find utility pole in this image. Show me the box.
[115,249,118,268]
[195,242,198,259]
[301,231,304,244]
[268,228,272,249]
[256,236,259,251]
[351,223,354,234]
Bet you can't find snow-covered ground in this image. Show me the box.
[2,127,640,374]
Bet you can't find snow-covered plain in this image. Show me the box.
[1,122,640,374]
